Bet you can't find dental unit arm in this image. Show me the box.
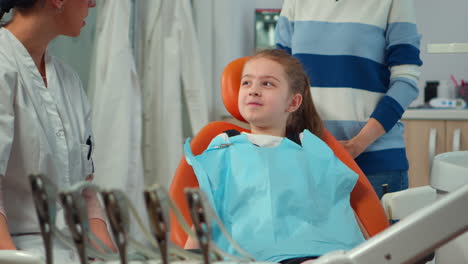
[309,182,468,264]
[22,174,468,264]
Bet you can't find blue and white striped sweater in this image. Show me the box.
[275,0,422,174]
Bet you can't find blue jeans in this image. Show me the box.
[366,171,408,199]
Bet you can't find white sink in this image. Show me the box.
[431,151,468,192]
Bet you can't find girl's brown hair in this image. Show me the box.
[248,49,323,139]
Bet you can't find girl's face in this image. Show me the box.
[57,0,96,37]
[238,57,301,133]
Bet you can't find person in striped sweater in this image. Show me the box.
[275,0,423,199]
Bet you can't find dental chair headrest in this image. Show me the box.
[221,56,251,123]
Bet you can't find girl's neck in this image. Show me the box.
[249,125,287,138]
[5,14,56,74]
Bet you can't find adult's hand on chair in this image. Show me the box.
[340,118,386,159]
[339,139,366,159]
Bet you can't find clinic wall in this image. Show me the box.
[414,0,468,104]
[194,0,468,117]
[49,9,98,91]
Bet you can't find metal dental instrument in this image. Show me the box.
[144,186,170,264]
[30,175,115,264]
[59,191,89,264]
[29,174,56,264]
[184,188,255,262]
[101,189,164,262]
[101,190,130,264]
[144,185,204,262]
[185,189,214,264]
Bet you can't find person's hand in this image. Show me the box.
[0,214,16,250]
[339,138,367,159]
[89,218,117,253]
[340,118,387,159]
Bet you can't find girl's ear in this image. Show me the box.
[286,93,303,113]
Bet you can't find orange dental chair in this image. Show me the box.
[169,56,389,247]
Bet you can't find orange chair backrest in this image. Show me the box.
[169,57,389,247]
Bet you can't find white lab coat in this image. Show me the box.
[0,27,95,262]
[136,0,209,187]
[0,27,94,234]
[87,0,146,240]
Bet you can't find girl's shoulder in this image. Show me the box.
[184,131,243,157]
[301,129,334,156]
[205,130,246,150]
[300,129,326,144]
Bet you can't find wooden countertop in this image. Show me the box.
[403,108,468,120]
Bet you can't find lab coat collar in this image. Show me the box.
[1,27,52,91]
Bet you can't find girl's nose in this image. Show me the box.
[248,83,261,96]
[249,90,260,96]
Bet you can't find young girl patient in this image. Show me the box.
[184,49,367,264]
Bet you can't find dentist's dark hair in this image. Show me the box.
[1,0,38,22]
[246,49,324,139]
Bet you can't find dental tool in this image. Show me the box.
[184,188,255,263]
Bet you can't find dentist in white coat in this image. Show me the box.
[0,0,115,261]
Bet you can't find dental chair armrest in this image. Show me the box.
[381,185,437,222]
[312,183,468,264]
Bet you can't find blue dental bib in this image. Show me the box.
[184,130,365,262]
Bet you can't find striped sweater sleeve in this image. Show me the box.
[275,0,295,53]
[370,0,422,132]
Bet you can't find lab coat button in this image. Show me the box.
[56,129,65,137]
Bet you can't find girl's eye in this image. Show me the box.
[241,81,251,86]
[263,81,274,87]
